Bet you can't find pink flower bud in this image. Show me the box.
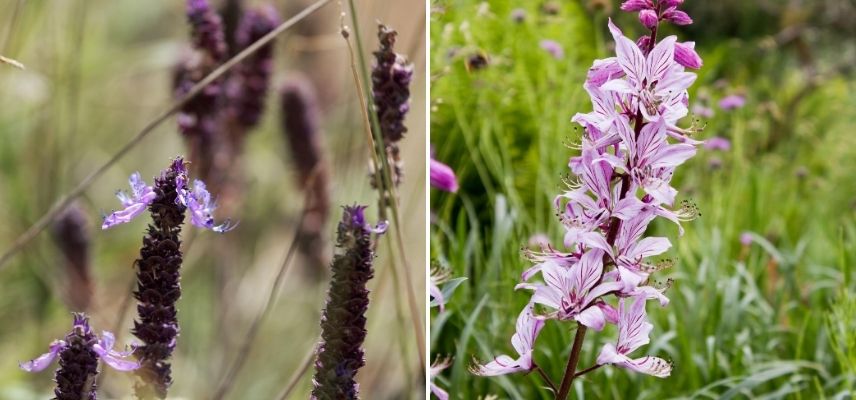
[662,7,693,25]
[661,0,684,7]
[674,41,702,69]
[620,0,653,11]
[639,9,659,29]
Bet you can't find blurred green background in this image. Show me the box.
[0,0,425,398]
[430,0,856,398]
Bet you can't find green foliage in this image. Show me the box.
[429,1,856,398]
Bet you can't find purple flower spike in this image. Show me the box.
[540,39,565,59]
[597,297,672,377]
[719,94,746,110]
[102,172,156,229]
[372,24,413,188]
[20,313,139,400]
[470,303,544,376]
[179,179,235,233]
[312,205,382,399]
[430,158,459,193]
[229,5,280,129]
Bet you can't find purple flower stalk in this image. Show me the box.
[371,24,414,188]
[281,75,331,273]
[20,313,139,400]
[473,4,704,396]
[175,0,229,178]
[311,206,386,399]
[52,203,94,311]
[101,157,231,398]
[228,5,280,129]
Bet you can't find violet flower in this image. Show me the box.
[430,356,452,400]
[102,160,233,232]
[228,5,280,129]
[704,136,731,151]
[517,251,622,331]
[281,75,331,273]
[371,24,413,188]
[540,39,565,60]
[311,206,386,399]
[474,4,702,393]
[430,264,450,313]
[692,103,714,118]
[719,94,746,110]
[471,303,544,376]
[430,158,459,193]
[20,313,139,400]
[101,157,232,398]
[596,296,672,377]
[740,231,754,246]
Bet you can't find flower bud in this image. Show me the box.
[639,9,659,29]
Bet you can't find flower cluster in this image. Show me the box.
[311,206,386,399]
[473,0,703,388]
[20,313,139,400]
[174,0,280,182]
[102,158,233,233]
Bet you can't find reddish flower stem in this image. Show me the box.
[555,105,646,400]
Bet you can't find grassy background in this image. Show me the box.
[0,0,425,398]
[429,0,856,398]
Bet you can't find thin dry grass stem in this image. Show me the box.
[345,0,426,375]
[210,167,321,400]
[276,344,317,400]
[0,54,24,69]
[0,0,334,271]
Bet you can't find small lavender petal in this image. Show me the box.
[102,173,157,229]
[19,341,65,372]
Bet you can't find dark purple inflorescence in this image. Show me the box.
[311,206,382,400]
[229,5,280,129]
[175,0,229,179]
[132,159,187,399]
[55,314,100,400]
[281,75,331,274]
[52,203,94,311]
[371,24,413,188]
